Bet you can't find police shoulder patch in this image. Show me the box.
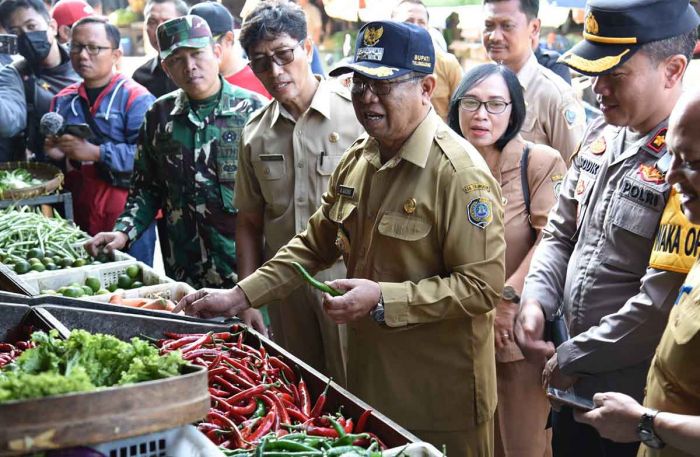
[467,197,493,229]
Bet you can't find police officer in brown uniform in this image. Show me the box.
[177,20,506,456]
[514,1,700,456]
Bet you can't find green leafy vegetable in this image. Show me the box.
[0,329,186,402]
[0,169,42,191]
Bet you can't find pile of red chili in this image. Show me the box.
[157,325,379,452]
[0,339,34,368]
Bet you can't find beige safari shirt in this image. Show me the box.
[235,78,364,273]
[518,53,586,163]
[640,259,700,457]
[238,111,505,431]
[431,50,463,121]
[495,136,567,363]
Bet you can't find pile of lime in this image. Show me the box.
[40,264,145,297]
[5,248,111,275]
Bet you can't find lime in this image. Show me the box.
[95,288,110,295]
[85,276,101,293]
[59,257,74,268]
[69,282,81,288]
[117,274,133,289]
[81,285,94,296]
[107,283,118,293]
[30,263,46,272]
[40,257,53,266]
[63,286,84,298]
[28,257,42,265]
[125,264,140,279]
[72,258,86,267]
[45,262,58,270]
[13,260,31,274]
[130,280,144,289]
[27,248,44,259]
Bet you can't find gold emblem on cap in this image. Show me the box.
[585,12,599,35]
[363,26,384,46]
[403,198,417,215]
[329,132,339,143]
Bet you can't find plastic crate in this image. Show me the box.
[21,261,172,295]
[90,282,195,303]
[90,425,225,457]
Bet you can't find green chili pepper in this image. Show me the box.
[291,262,344,297]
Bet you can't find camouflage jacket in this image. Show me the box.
[114,78,265,288]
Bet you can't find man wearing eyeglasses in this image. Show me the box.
[46,16,157,264]
[176,20,505,456]
[227,0,363,384]
[85,15,263,289]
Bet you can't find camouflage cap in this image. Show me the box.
[157,15,213,61]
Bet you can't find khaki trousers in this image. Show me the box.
[413,418,494,456]
[494,358,552,457]
[267,281,347,386]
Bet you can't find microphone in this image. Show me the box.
[39,112,93,139]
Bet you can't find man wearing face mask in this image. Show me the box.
[0,0,79,162]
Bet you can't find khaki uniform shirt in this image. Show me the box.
[239,111,505,431]
[518,53,586,163]
[522,117,686,400]
[640,259,700,457]
[235,78,364,283]
[495,136,567,363]
[431,51,463,121]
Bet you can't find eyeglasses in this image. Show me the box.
[69,43,114,56]
[350,76,423,96]
[459,97,512,114]
[248,40,305,74]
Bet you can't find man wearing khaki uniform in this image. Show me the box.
[482,0,585,162]
[178,20,505,456]
[234,1,363,384]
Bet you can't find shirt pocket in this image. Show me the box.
[252,154,286,181]
[603,197,662,275]
[672,294,700,345]
[377,212,432,241]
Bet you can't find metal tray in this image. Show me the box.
[33,304,420,449]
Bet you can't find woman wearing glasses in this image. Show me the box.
[448,63,566,457]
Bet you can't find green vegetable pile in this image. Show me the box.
[40,265,145,297]
[0,329,186,402]
[0,169,42,192]
[0,206,107,274]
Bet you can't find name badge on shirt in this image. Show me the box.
[260,154,284,161]
[337,185,355,198]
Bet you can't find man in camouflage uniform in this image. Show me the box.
[85,15,263,288]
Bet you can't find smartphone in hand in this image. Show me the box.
[0,34,18,55]
[547,387,596,411]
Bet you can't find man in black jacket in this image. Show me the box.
[0,0,79,162]
[131,0,187,97]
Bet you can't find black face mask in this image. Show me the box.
[18,30,52,65]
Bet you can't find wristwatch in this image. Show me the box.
[370,291,385,324]
[502,285,520,304]
[638,409,665,449]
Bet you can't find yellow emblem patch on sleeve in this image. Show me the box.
[650,189,700,274]
[463,183,491,193]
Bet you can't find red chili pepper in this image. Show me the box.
[366,432,387,450]
[237,332,244,350]
[247,410,275,442]
[298,377,311,417]
[197,423,222,433]
[183,348,220,360]
[227,383,272,405]
[355,409,372,433]
[208,366,228,377]
[161,334,201,351]
[209,352,223,370]
[207,409,237,430]
[222,356,260,382]
[269,356,297,384]
[180,332,214,353]
[306,425,339,438]
[0,343,15,352]
[212,395,258,417]
[343,418,354,434]
[310,379,331,418]
[222,368,256,389]
[209,387,229,397]
[259,345,267,359]
[15,341,31,350]
[211,375,240,394]
[290,383,300,405]
[286,407,309,423]
[263,392,290,425]
[274,391,294,403]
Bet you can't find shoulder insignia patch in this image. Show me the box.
[552,174,564,198]
[463,183,491,193]
[564,108,578,127]
[647,128,667,154]
[467,197,493,229]
[337,185,355,198]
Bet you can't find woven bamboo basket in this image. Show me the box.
[0,162,64,201]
